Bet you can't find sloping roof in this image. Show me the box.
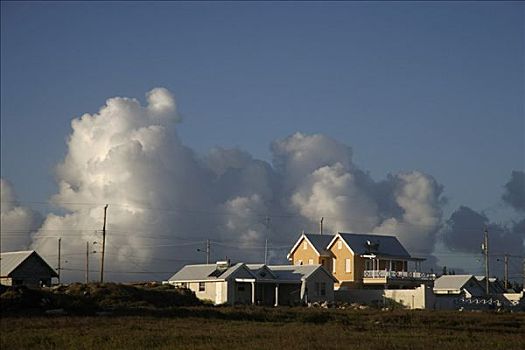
[286,232,334,259]
[337,232,411,258]
[246,264,277,280]
[0,250,58,277]
[168,263,255,282]
[433,275,475,291]
[305,234,334,256]
[268,264,337,282]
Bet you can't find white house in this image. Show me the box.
[167,261,336,306]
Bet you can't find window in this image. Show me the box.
[337,240,342,250]
[345,259,351,273]
[237,284,245,291]
[332,258,337,273]
[199,282,205,292]
[303,241,308,250]
[297,260,303,266]
[308,258,313,265]
[315,282,326,297]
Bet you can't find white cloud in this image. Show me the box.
[1,179,43,251]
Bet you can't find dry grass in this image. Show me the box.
[2,307,524,350]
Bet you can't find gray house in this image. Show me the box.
[433,275,485,309]
[0,250,58,287]
[167,261,336,306]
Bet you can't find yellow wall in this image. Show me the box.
[329,237,355,284]
[290,237,322,265]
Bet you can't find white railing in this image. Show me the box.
[363,270,436,280]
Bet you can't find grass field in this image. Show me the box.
[2,307,524,350]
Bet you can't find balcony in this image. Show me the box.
[363,270,436,284]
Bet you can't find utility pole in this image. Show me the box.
[57,237,62,284]
[482,228,490,295]
[86,241,89,284]
[264,216,270,264]
[206,239,210,264]
[320,217,324,235]
[100,204,108,283]
[503,254,509,290]
[264,239,268,265]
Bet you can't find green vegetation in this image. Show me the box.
[2,307,524,349]
[1,284,524,349]
[0,283,200,315]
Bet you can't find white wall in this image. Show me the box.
[335,284,433,309]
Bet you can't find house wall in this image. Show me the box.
[335,284,433,309]
[304,268,335,302]
[9,255,56,287]
[329,236,355,286]
[188,281,217,303]
[290,237,321,266]
[0,277,13,286]
[232,281,252,305]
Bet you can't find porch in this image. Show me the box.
[361,254,434,285]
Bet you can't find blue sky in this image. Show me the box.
[1,1,524,221]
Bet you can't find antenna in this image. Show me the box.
[320,217,324,235]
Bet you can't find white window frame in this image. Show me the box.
[338,240,342,250]
[345,258,351,273]
[303,241,308,250]
[308,258,313,265]
[199,282,206,292]
[332,258,337,273]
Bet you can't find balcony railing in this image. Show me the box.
[363,270,436,281]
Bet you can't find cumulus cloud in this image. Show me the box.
[1,179,43,251]
[502,170,525,212]
[20,88,448,281]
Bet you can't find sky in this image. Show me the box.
[1,2,524,282]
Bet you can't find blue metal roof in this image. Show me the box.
[338,232,411,258]
[304,233,334,255]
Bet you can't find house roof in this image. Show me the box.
[286,233,334,259]
[168,263,255,282]
[0,250,58,277]
[334,232,412,259]
[169,262,337,284]
[246,264,277,280]
[433,275,476,291]
[268,264,337,282]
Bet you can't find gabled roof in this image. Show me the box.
[168,263,256,282]
[0,250,58,277]
[268,264,337,282]
[330,232,412,259]
[433,275,477,291]
[286,233,334,259]
[246,264,277,280]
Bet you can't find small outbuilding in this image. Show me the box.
[0,250,58,287]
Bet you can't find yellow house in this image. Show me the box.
[287,232,433,289]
